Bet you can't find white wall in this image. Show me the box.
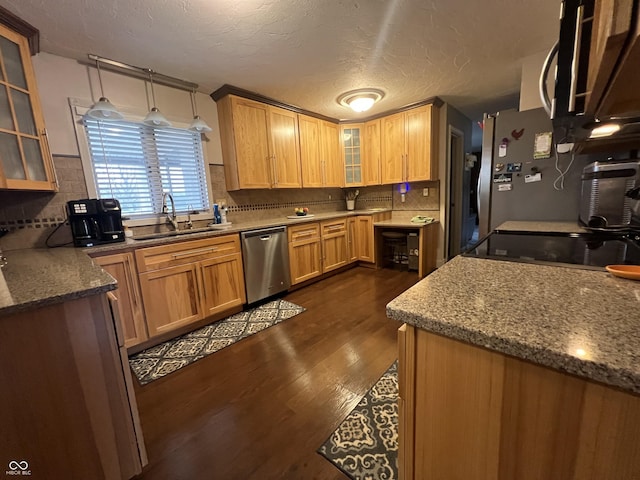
[31,52,223,164]
[519,50,555,112]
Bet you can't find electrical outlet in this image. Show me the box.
[329,194,332,200]
[423,188,429,197]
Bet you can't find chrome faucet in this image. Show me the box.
[162,192,178,231]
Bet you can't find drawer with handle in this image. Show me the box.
[135,234,241,272]
[288,222,320,243]
[321,219,347,236]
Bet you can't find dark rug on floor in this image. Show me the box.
[129,299,305,385]
[318,361,398,480]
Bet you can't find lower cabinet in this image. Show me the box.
[355,215,374,262]
[398,324,640,480]
[135,234,246,338]
[92,252,148,348]
[288,222,323,285]
[321,218,348,272]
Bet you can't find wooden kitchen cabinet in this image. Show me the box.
[398,324,640,480]
[321,120,343,187]
[200,251,246,317]
[93,252,148,348]
[216,95,301,190]
[342,124,363,186]
[586,0,640,118]
[135,234,246,337]
[362,119,382,185]
[321,218,348,272]
[355,215,375,262]
[381,104,438,184]
[0,24,56,191]
[288,222,323,285]
[299,114,343,187]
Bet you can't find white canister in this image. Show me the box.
[346,199,355,210]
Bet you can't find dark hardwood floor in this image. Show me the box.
[134,266,419,480]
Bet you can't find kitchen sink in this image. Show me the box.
[132,224,232,241]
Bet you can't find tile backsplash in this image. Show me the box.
[0,155,86,250]
[0,159,440,250]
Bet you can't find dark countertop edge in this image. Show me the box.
[386,305,640,396]
[86,209,395,255]
[1,282,117,317]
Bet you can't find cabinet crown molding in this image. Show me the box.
[211,84,444,124]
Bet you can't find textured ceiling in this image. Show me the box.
[1,0,559,127]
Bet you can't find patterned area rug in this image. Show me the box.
[129,299,305,385]
[318,361,398,480]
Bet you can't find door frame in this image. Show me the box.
[445,125,465,260]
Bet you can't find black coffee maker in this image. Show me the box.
[67,198,125,247]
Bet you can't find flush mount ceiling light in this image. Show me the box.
[86,57,124,120]
[188,90,212,133]
[143,71,172,127]
[338,88,385,113]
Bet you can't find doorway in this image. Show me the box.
[446,127,469,259]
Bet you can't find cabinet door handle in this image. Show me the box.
[171,246,217,259]
[568,5,584,113]
[125,257,140,307]
[294,230,316,237]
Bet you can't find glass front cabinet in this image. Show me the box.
[0,23,56,191]
[341,124,363,186]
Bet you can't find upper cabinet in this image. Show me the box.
[0,24,56,191]
[381,104,439,184]
[586,0,640,118]
[299,114,343,188]
[362,119,381,185]
[212,85,441,190]
[216,95,302,190]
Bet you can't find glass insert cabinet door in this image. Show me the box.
[0,24,55,191]
[341,124,363,186]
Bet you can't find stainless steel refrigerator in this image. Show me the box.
[478,107,589,237]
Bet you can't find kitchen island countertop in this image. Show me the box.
[387,255,640,394]
[0,248,116,316]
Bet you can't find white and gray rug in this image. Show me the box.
[129,299,305,385]
[318,361,398,480]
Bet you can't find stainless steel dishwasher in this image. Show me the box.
[240,226,291,304]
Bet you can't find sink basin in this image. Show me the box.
[132,224,232,241]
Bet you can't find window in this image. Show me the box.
[82,117,209,218]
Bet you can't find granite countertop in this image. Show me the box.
[0,248,116,317]
[374,219,439,228]
[387,255,640,394]
[88,208,393,254]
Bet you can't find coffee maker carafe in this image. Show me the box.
[68,198,125,247]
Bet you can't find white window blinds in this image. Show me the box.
[83,117,209,217]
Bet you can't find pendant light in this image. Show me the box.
[86,58,124,120]
[143,71,171,127]
[188,90,212,133]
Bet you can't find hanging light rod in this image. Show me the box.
[79,54,199,92]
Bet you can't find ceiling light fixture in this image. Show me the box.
[86,58,124,120]
[188,90,212,132]
[338,88,385,113]
[143,71,171,127]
